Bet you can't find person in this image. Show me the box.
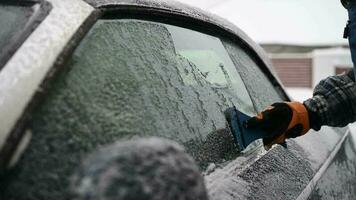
[246,0,356,149]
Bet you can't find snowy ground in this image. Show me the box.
[285,87,313,102]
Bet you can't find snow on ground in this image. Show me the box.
[285,87,313,102]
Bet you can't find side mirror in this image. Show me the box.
[71,137,208,200]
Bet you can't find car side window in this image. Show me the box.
[223,41,285,111]
[0,5,32,50]
[0,2,50,68]
[16,19,260,179]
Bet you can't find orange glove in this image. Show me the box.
[246,102,310,149]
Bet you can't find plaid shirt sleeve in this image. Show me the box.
[303,70,356,130]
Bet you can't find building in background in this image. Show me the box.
[177,0,352,96]
[264,45,351,88]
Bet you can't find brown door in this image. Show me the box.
[272,58,312,87]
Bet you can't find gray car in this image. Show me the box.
[0,0,355,199]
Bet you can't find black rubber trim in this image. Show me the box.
[0,0,52,70]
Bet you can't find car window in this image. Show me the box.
[0,2,50,69]
[0,5,33,49]
[166,24,255,114]
[5,19,261,199]
[223,41,285,111]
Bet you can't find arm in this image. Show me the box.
[304,70,356,130]
[246,70,356,149]
[244,1,355,148]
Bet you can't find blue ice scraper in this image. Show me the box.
[224,106,286,151]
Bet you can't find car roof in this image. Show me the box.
[84,0,281,83]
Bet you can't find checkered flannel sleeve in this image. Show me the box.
[303,70,356,130]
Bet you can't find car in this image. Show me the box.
[0,0,355,199]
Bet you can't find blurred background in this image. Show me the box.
[177,0,350,101]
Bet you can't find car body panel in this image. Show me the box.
[306,126,356,199]
[206,128,350,200]
[206,143,314,200]
[298,129,354,199]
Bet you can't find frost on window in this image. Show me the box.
[223,41,284,112]
[0,4,34,66]
[3,20,258,199]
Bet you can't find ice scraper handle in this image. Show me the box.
[225,107,275,151]
[246,102,311,150]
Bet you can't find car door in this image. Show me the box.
[0,6,269,200]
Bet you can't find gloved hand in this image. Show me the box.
[246,102,310,150]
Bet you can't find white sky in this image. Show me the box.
[176,0,348,46]
[176,0,225,10]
